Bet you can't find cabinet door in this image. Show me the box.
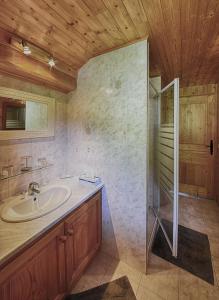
[0,224,66,300]
[0,282,10,300]
[65,192,101,289]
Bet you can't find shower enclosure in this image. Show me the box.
[147,78,179,260]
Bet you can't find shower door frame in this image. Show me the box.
[156,78,179,258]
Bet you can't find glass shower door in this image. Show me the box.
[154,78,179,257]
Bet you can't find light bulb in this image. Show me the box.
[22,41,31,55]
[48,57,55,68]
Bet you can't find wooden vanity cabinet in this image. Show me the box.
[0,191,102,300]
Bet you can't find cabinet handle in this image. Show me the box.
[59,235,67,243]
[67,229,74,236]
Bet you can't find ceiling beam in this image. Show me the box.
[0,28,77,93]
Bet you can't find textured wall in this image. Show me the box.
[67,41,148,272]
[0,75,68,200]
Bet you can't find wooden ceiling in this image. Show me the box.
[0,0,218,92]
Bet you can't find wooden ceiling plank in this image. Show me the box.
[171,0,182,78]
[73,0,120,49]
[9,0,89,59]
[195,0,219,83]
[63,0,115,50]
[44,0,111,53]
[102,0,139,41]
[185,0,207,83]
[65,0,131,53]
[122,0,148,37]
[180,0,196,85]
[159,0,177,80]
[160,0,182,79]
[30,0,91,51]
[82,0,106,15]
[96,9,128,42]
[137,0,163,77]
[140,0,170,82]
[43,0,111,52]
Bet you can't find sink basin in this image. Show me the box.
[1,184,72,223]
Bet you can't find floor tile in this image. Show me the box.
[103,259,142,294]
[136,284,164,300]
[71,196,219,300]
[140,267,179,300]
[178,268,219,300]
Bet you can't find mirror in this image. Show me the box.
[0,87,55,140]
[0,98,48,131]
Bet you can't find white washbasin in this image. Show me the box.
[1,184,72,223]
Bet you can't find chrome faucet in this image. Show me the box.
[28,182,40,196]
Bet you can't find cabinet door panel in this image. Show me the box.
[0,281,10,300]
[28,250,48,300]
[10,267,33,300]
[65,224,75,289]
[57,236,67,294]
[46,238,60,300]
[65,192,101,289]
[73,203,99,267]
[0,224,66,300]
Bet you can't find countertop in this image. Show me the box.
[0,176,104,268]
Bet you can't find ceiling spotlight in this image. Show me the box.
[22,40,31,55]
[48,57,56,68]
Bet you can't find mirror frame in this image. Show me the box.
[0,87,55,140]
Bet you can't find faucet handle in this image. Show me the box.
[29,181,40,188]
[28,181,40,196]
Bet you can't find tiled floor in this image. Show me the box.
[71,197,219,299]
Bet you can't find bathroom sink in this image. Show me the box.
[1,184,72,223]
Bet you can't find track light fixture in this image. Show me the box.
[20,39,57,68]
[22,40,31,55]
